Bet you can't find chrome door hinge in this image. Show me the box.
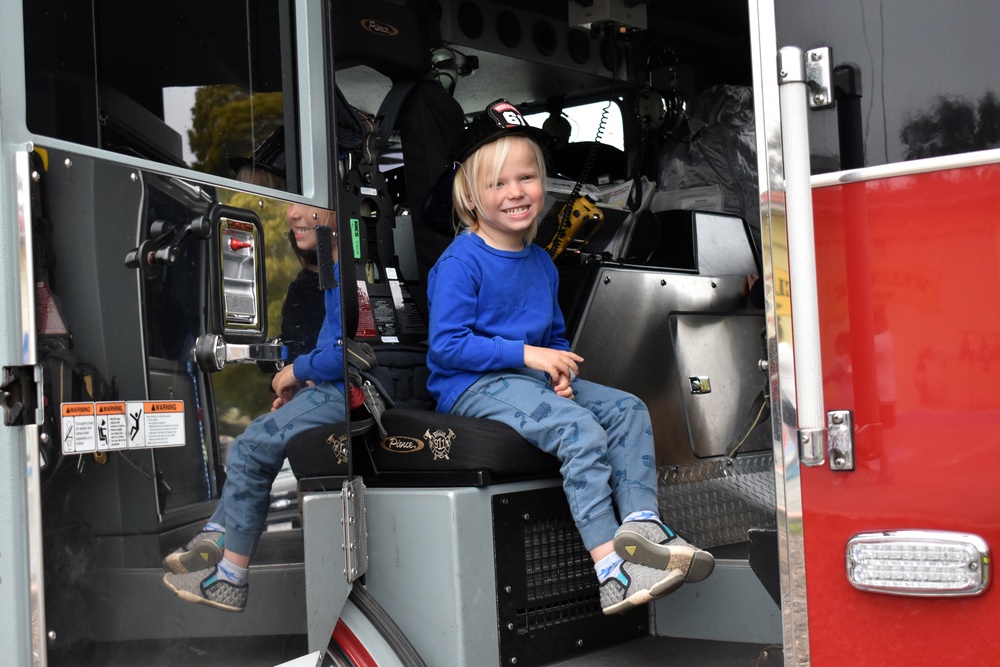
[342,476,369,582]
[827,410,854,471]
[799,410,855,471]
[778,46,834,109]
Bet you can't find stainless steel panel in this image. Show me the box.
[571,266,772,547]
[571,267,767,466]
[694,211,760,276]
[660,452,776,548]
[670,313,768,459]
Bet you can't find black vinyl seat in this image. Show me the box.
[371,406,559,479]
[286,344,560,487]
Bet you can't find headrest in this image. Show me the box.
[332,0,434,80]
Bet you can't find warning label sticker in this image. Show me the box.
[61,401,185,454]
[355,281,378,338]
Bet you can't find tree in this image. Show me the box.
[188,84,284,178]
[901,91,1000,160]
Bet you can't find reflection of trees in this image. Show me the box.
[208,190,301,430]
[188,85,284,177]
[900,91,1000,160]
[185,85,291,426]
[220,191,301,340]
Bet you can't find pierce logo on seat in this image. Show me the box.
[361,19,399,36]
[381,436,424,453]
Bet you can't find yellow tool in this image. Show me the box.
[544,195,605,259]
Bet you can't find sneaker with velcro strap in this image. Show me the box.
[162,565,247,613]
[613,520,715,583]
[162,530,225,574]
[600,562,686,615]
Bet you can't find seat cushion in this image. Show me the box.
[285,420,367,478]
[288,343,560,481]
[372,407,560,476]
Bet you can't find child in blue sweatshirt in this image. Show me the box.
[425,99,715,614]
[162,204,344,613]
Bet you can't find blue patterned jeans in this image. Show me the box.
[209,381,346,557]
[452,369,659,550]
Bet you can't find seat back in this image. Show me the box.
[288,83,560,485]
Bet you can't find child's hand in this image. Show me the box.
[271,365,303,411]
[551,370,575,400]
[524,345,582,396]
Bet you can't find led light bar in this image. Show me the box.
[846,530,990,597]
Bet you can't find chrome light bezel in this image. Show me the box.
[846,530,990,597]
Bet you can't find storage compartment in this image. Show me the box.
[571,266,773,547]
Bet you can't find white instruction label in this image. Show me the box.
[95,402,129,450]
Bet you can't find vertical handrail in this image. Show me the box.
[777,47,827,465]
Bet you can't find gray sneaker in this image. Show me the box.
[163,530,225,574]
[613,521,715,583]
[600,562,686,615]
[162,565,247,613]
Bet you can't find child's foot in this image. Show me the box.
[162,530,225,574]
[613,521,715,583]
[600,562,685,615]
[162,565,247,612]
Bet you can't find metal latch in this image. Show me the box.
[689,376,712,394]
[1,365,43,426]
[827,410,854,471]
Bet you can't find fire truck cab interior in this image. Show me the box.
[19,0,783,664]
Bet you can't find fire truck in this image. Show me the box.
[1,0,997,665]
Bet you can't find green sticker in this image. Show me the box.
[350,218,362,259]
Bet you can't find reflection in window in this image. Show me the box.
[526,101,625,151]
[209,189,310,438]
[22,0,297,191]
[775,0,1000,172]
[526,101,627,186]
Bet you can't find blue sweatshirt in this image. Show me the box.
[427,232,571,413]
[292,264,345,391]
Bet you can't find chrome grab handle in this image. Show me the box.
[193,334,286,373]
[778,46,828,466]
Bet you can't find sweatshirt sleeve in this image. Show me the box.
[291,276,345,384]
[427,255,525,372]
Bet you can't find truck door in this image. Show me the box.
[754,1,1000,664]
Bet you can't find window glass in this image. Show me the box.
[526,100,625,151]
[22,0,299,191]
[776,0,1000,173]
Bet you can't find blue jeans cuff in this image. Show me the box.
[577,509,620,552]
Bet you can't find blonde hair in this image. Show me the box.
[451,135,547,244]
[235,164,287,191]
